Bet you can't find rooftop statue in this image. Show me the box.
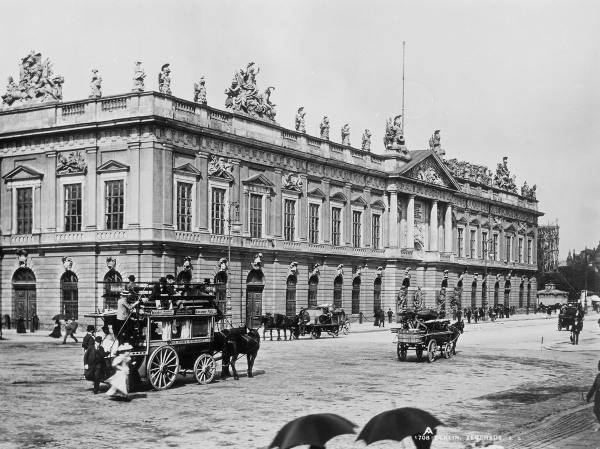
[193,77,207,104]
[341,123,351,146]
[158,63,172,95]
[132,61,146,92]
[429,129,445,157]
[493,157,517,193]
[295,107,306,133]
[1,51,64,107]
[224,62,276,121]
[319,116,330,140]
[384,114,405,150]
[521,181,537,200]
[444,158,493,186]
[361,129,372,152]
[89,69,102,99]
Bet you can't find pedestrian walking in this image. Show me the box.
[571,319,583,345]
[63,319,79,344]
[16,316,26,333]
[106,343,133,401]
[387,308,393,324]
[379,309,385,328]
[84,336,107,394]
[587,360,600,430]
[49,320,62,338]
[82,325,96,350]
[466,309,472,324]
[373,310,380,327]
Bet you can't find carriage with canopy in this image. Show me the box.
[293,304,349,339]
[558,302,582,331]
[390,309,462,362]
[86,281,224,390]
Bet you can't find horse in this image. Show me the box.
[214,326,260,380]
[260,313,296,341]
[448,320,464,355]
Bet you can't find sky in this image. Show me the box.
[0,0,598,257]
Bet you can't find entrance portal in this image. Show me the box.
[246,269,264,328]
[12,267,37,330]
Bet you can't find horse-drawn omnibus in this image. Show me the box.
[293,304,349,339]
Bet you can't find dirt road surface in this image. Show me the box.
[1,313,600,449]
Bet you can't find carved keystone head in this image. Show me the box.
[218,257,228,271]
[62,256,73,271]
[16,249,28,267]
[106,257,116,270]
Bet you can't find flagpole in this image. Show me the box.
[401,41,406,133]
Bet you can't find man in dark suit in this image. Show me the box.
[84,336,107,394]
[82,325,95,351]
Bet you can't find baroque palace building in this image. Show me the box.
[0,54,543,328]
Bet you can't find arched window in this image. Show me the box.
[481,281,487,308]
[519,282,524,308]
[308,275,319,308]
[471,280,477,309]
[373,277,382,313]
[351,277,361,314]
[504,280,511,307]
[61,270,79,319]
[286,274,297,317]
[333,275,343,309]
[246,268,265,329]
[494,281,500,306]
[103,268,122,310]
[527,282,532,309]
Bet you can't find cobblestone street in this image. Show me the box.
[1,314,599,449]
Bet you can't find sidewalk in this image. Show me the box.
[0,328,86,344]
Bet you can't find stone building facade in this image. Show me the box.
[0,71,543,328]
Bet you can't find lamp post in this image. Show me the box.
[226,201,241,323]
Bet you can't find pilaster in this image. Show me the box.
[430,200,438,252]
[85,147,98,230]
[196,153,208,231]
[388,190,398,248]
[322,180,330,243]
[45,151,57,233]
[274,168,283,238]
[299,174,308,241]
[406,195,415,249]
[127,142,140,227]
[444,203,453,253]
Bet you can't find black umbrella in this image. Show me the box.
[269,413,357,449]
[51,314,67,321]
[356,407,443,448]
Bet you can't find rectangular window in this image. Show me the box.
[104,180,124,230]
[331,207,342,246]
[482,232,488,259]
[283,199,296,241]
[211,188,226,235]
[527,239,533,264]
[176,182,193,232]
[372,214,381,250]
[308,203,320,244]
[250,194,263,238]
[470,230,476,258]
[493,234,499,261]
[457,228,464,258]
[16,187,33,234]
[505,236,512,262]
[352,210,362,248]
[518,238,524,263]
[64,183,82,232]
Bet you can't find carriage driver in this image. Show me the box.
[298,307,309,334]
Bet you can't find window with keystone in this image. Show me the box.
[64,183,82,232]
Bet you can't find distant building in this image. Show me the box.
[538,224,559,273]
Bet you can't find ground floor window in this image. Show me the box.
[61,271,79,320]
[351,277,361,314]
[286,275,297,317]
[308,275,319,308]
[373,278,382,313]
[333,275,343,309]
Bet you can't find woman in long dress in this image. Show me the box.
[49,320,62,338]
[106,343,132,401]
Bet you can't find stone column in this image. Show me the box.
[322,180,331,243]
[343,183,352,245]
[364,188,371,247]
[196,153,208,231]
[406,195,415,249]
[162,144,174,228]
[299,174,308,241]
[274,169,283,238]
[33,184,42,234]
[138,142,154,228]
[444,203,453,253]
[127,142,140,228]
[430,200,438,252]
[45,152,57,233]
[388,190,398,247]
[240,165,249,235]
[231,158,241,220]
[85,148,98,230]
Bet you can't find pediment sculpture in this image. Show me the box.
[406,158,448,187]
[224,62,276,121]
[57,152,88,176]
[207,155,234,180]
[2,51,64,107]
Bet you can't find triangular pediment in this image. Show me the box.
[504,223,518,233]
[330,192,348,204]
[456,216,468,225]
[307,188,326,199]
[174,163,201,179]
[97,160,130,173]
[242,174,275,187]
[469,217,480,226]
[3,165,44,182]
[371,199,386,210]
[399,151,459,189]
[351,196,368,207]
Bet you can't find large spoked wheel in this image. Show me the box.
[147,346,179,390]
[415,345,424,361]
[311,328,322,339]
[443,342,452,359]
[342,322,350,335]
[427,339,437,363]
[397,343,408,361]
[193,353,216,385]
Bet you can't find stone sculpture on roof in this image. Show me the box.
[361,129,372,152]
[493,157,517,193]
[224,62,276,122]
[193,77,207,104]
[89,69,102,99]
[1,51,64,106]
[295,107,306,133]
[520,181,537,200]
[158,63,172,95]
[341,124,351,146]
[429,129,445,157]
[132,61,146,92]
[319,116,330,140]
[444,158,493,186]
[384,114,405,150]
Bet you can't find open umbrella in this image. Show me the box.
[356,407,443,448]
[51,314,67,321]
[269,413,357,449]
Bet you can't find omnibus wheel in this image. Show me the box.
[193,353,216,385]
[147,345,179,390]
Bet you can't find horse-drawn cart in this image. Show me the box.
[390,310,462,362]
[558,303,582,331]
[294,305,349,339]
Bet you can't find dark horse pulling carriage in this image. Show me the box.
[86,282,261,389]
[558,302,583,331]
[260,305,350,341]
[391,309,464,362]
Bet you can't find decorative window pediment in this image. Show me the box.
[307,188,326,199]
[282,173,303,193]
[504,223,518,233]
[57,151,88,177]
[174,163,201,179]
[456,216,468,226]
[351,196,368,208]
[3,165,44,183]
[469,217,480,226]
[371,199,386,210]
[207,155,234,182]
[330,192,347,204]
[398,151,460,189]
[97,160,130,174]
[243,174,275,194]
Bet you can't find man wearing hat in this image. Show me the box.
[84,336,107,394]
[82,325,96,351]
